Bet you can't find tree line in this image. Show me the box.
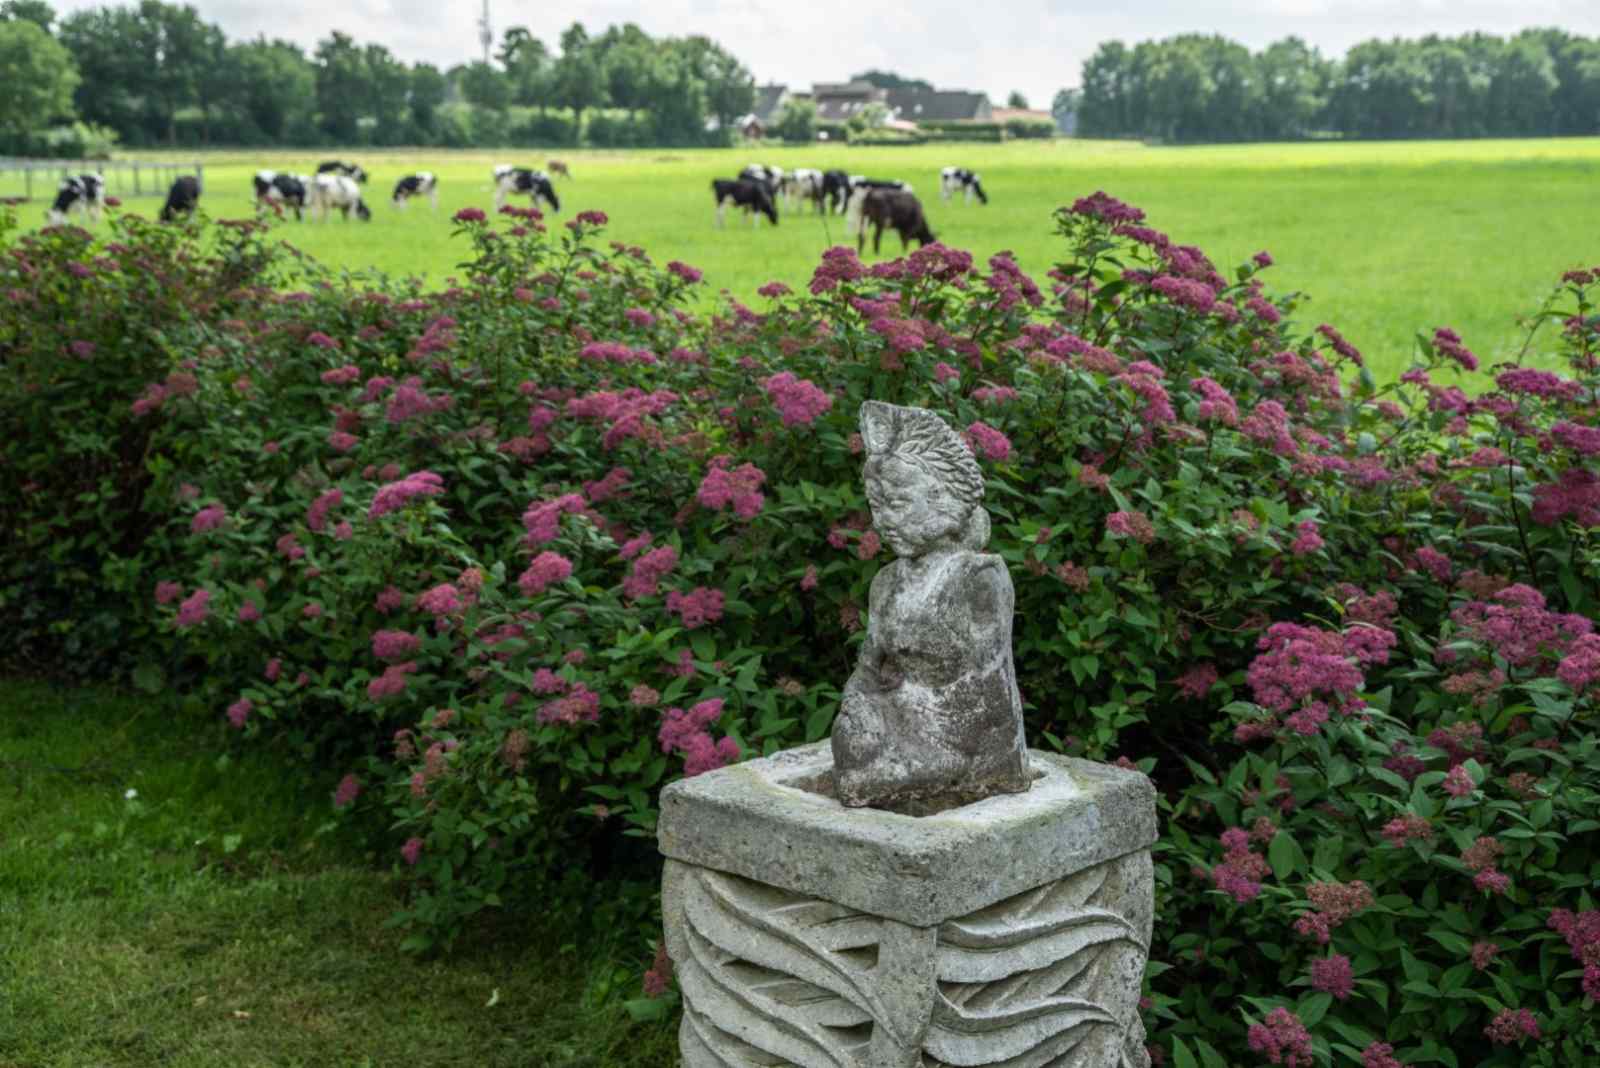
[0,0,755,152]
[1054,29,1600,142]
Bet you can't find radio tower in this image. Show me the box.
[477,0,492,65]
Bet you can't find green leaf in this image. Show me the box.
[1269,831,1306,881]
[1171,1037,1198,1068]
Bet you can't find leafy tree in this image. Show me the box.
[1256,37,1327,140]
[1006,90,1029,109]
[227,38,315,142]
[551,22,606,136]
[680,35,753,143]
[772,97,816,142]
[58,6,146,140]
[457,60,509,113]
[409,62,447,137]
[852,69,932,91]
[0,18,77,143]
[0,0,55,31]
[645,48,707,146]
[497,26,550,107]
[313,31,367,142]
[363,43,411,144]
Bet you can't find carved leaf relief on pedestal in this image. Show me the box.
[668,852,1151,1068]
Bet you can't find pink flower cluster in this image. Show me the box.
[764,372,833,428]
[518,551,573,596]
[306,488,343,533]
[697,459,766,519]
[1069,191,1145,224]
[1246,1007,1312,1067]
[1246,622,1376,719]
[1294,880,1373,943]
[1548,908,1600,1000]
[368,661,417,699]
[1449,584,1592,667]
[1106,510,1156,545]
[176,588,211,627]
[810,245,866,294]
[624,544,679,600]
[1309,953,1354,1000]
[667,587,725,629]
[966,421,1012,461]
[368,470,445,519]
[658,698,740,776]
[1176,663,1218,700]
[191,504,226,533]
[1192,377,1239,425]
[1483,1008,1539,1045]
[1431,326,1479,372]
[522,492,587,545]
[371,629,420,660]
[538,682,601,725]
[1210,827,1270,903]
[1116,364,1175,425]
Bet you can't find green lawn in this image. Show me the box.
[13,137,1600,381]
[0,682,678,1068]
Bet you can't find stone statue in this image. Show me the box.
[832,400,1033,811]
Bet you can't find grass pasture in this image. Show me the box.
[0,683,677,1068]
[12,137,1600,381]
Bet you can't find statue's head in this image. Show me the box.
[859,401,989,556]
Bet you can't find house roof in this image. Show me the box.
[812,81,887,122]
[883,88,991,122]
[991,107,1055,123]
[752,84,788,124]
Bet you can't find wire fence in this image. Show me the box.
[0,158,204,203]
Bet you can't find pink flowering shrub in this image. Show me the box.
[10,194,1600,1062]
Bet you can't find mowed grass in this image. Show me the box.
[0,682,677,1068]
[14,138,1600,381]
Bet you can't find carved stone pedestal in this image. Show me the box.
[658,742,1158,1068]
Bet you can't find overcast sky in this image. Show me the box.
[48,0,1600,110]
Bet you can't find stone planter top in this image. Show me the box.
[658,741,1158,927]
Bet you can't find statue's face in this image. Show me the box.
[866,455,966,556]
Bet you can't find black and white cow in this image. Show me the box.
[317,160,368,184]
[46,173,105,225]
[309,173,371,222]
[844,177,913,234]
[711,178,778,227]
[821,169,852,215]
[940,166,989,205]
[739,164,783,200]
[255,170,311,220]
[392,172,438,210]
[781,167,824,213]
[160,175,202,222]
[492,165,559,213]
[856,188,936,256]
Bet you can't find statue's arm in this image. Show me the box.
[959,555,1014,646]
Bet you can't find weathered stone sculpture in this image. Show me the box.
[657,402,1157,1068]
[833,401,1032,811]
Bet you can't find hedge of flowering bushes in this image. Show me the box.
[4,193,1600,1065]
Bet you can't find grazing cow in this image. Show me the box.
[492,165,560,212]
[740,163,783,200]
[160,175,202,222]
[309,173,372,222]
[940,166,989,205]
[252,169,278,206]
[781,168,825,213]
[856,188,935,255]
[255,171,311,220]
[844,177,913,235]
[711,178,778,227]
[46,173,105,225]
[821,169,852,215]
[317,160,368,184]
[547,159,572,180]
[392,172,438,210]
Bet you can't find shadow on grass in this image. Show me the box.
[0,681,678,1068]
